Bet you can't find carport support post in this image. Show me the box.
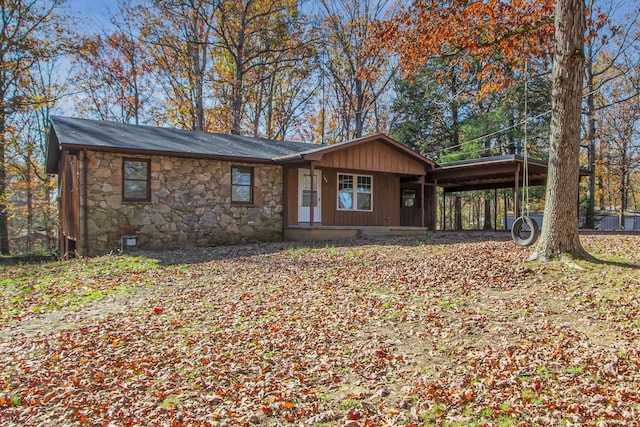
[442,192,446,231]
[309,162,316,226]
[503,190,508,230]
[432,179,438,230]
[494,189,498,231]
[514,163,521,220]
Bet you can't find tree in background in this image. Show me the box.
[72,31,154,124]
[0,0,70,254]
[373,0,554,96]
[599,96,640,227]
[595,49,640,227]
[7,111,53,253]
[211,0,312,136]
[391,60,474,159]
[137,0,218,131]
[316,0,397,142]
[582,0,639,229]
[9,56,67,252]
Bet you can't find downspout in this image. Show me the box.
[82,149,89,256]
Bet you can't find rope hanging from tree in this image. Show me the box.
[512,61,540,246]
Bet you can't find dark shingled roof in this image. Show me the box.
[46,116,320,173]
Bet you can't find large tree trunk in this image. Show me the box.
[531,0,590,261]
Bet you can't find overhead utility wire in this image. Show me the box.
[430,129,551,158]
[435,109,552,154]
[430,78,631,157]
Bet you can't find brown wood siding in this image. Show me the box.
[285,167,298,226]
[318,140,426,175]
[321,168,400,226]
[59,150,79,241]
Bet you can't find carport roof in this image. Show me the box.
[431,155,588,192]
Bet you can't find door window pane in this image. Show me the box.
[301,174,318,207]
[402,190,416,207]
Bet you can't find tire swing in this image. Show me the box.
[511,61,540,247]
[511,215,539,246]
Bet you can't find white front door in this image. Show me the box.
[298,169,321,223]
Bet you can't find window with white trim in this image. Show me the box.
[337,173,372,211]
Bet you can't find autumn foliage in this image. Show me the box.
[373,0,555,92]
[1,234,640,425]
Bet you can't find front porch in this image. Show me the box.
[284,225,430,241]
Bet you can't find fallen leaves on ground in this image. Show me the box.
[0,233,639,426]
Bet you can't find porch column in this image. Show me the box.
[420,176,425,228]
[309,162,316,226]
[514,163,521,219]
[431,179,438,230]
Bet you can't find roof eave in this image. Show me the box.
[274,134,436,169]
[58,143,276,164]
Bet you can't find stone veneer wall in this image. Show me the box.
[81,151,284,255]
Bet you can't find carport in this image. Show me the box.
[430,155,550,222]
[428,155,590,230]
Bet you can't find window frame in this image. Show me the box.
[231,166,254,205]
[122,158,151,202]
[337,173,373,212]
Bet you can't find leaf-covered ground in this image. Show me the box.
[1,232,639,426]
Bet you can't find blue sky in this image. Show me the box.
[67,0,113,15]
[65,0,637,28]
[66,0,115,28]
